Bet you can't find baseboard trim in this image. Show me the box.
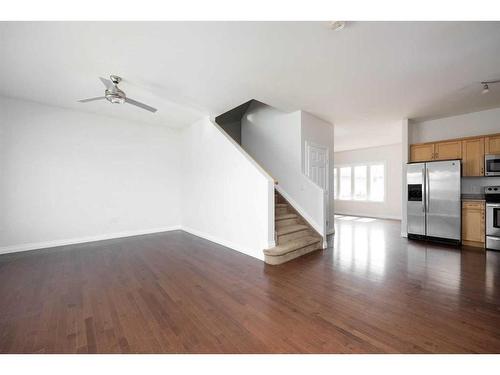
[180,226,264,261]
[0,226,182,255]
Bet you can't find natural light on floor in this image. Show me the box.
[334,215,377,223]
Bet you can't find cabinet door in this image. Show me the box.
[434,140,462,160]
[462,138,485,176]
[410,143,435,162]
[485,134,500,154]
[462,201,485,246]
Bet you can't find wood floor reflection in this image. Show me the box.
[1,218,500,353]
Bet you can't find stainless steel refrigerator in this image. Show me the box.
[406,160,461,244]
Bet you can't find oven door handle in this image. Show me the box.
[487,203,500,208]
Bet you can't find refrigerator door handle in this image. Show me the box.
[422,167,426,212]
[426,167,430,212]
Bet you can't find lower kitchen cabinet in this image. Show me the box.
[462,200,485,248]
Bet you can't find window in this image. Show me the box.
[354,166,367,200]
[339,167,351,200]
[333,168,337,199]
[333,163,385,202]
[369,164,384,201]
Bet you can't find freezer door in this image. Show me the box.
[425,160,461,240]
[407,163,426,236]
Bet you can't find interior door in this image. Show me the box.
[306,143,329,228]
[425,160,461,240]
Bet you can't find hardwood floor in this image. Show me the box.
[1,218,500,353]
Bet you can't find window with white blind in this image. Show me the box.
[333,168,338,199]
[339,167,352,200]
[353,165,367,200]
[333,163,385,202]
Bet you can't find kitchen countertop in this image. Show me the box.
[461,194,485,200]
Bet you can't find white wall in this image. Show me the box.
[334,143,402,220]
[0,96,182,252]
[409,107,500,144]
[181,118,275,260]
[1,98,276,261]
[241,101,333,238]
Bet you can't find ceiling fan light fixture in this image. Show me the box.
[108,96,126,104]
[330,21,346,31]
[105,90,126,104]
[78,75,157,113]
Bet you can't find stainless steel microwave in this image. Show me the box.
[485,154,500,176]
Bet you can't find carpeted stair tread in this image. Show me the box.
[264,236,321,256]
[276,224,308,236]
[275,213,298,221]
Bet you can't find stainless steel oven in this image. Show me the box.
[485,154,500,176]
[486,203,500,235]
[485,186,500,250]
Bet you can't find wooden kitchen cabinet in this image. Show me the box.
[462,137,485,176]
[410,143,435,162]
[409,140,461,162]
[434,140,462,160]
[409,132,500,165]
[462,200,485,248]
[485,134,500,154]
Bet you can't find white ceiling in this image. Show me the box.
[1,21,500,151]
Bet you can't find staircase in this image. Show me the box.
[264,191,323,265]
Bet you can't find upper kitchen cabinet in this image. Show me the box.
[485,134,500,154]
[434,140,462,160]
[410,143,434,162]
[462,137,485,176]
[409,132,500,165]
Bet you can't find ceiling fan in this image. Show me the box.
[78,75,157,113]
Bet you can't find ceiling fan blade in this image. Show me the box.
[99,77,114,90]
[125,98,157,113]
[78,96,105,103]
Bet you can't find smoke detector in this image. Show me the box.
[330,21,346,31]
